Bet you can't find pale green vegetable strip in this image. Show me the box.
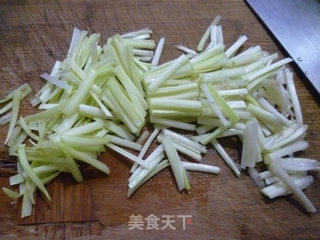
[200,83,228,127]
[197,15,221,51]
[225,35,248,58]
[155,90,198,100]
[245,58,292,82]
[114,65,147,114]
[129,145,164,183]
[9,132,27,156]
[101,119,135,141]
[7,126,22,147]
[150,116,196,131]
[19,116,39,141]
[150,109,199,118]
[182,162,220,174]
[103,90,139,134]
[107,143,149,168]
[201,125,226,145]
[123,39,155,49]
[2,187,21,199]
[90,92,113,118]
[201,66,244,82]
[162,135,188,191]
[127,160,169,198]
[107,134,142,151]
[157,135,202,162]
[148,83,198,97]
[55,112,80,133]
[244,53,278,73]
[151,37,165,67]
[285,69,303,124]
[191,44,224,64]
[212,139,241,176]
[61,135,110,147]
[79,104,106,118]
[60,121,103,136]
[207,84,239,123]
[136,130,150,144]
[149,98,201,112]
[65,155,83,182]
[108,78,143,125]
[128,149,165,189]
[0,101,13,114]
[269,125,308,151]
[21,192,32,218]
[130,129,159,173]
[5,90,22,144]
[0,83,31,104]
[148,54,191,91]
[10,173,25,186]
[60,143,110,174]
[24,101,66,122]
[63,70,97,116]
[270,163,316,213]
[247,103,279,125]
[18,145,51,200]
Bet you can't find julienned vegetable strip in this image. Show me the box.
[1,15,319,218]
[151,37,165,67]
[162,136,189,191]
[148,54,191,91]
[130,129,159,173]
[18,145,51,200]
[182,162,220,174]
[197,15,221,51]
[270,163,316,213]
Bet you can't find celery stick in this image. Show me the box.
[60,143,110,174]
[197,15,221,51]
[270,163,316,213]
[162,136,188,191]
[18,145,51,200]
[150,116,196,131]
[225,35,248,58]
[148,54,191,91]
[151,37,165,67]
[2,187,21,200]
[5,90,22,144]
[63,70,97,116]
[149,98,201,112]
[182,162,220,174]
[127,160,169,198]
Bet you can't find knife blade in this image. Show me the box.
[245,0,320,96]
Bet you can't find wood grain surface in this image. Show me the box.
[0,0,320,239]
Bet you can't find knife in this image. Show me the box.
[245,0,320,96]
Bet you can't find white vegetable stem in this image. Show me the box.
[162,135,189,191]
[225,35,248,58]
[285,68,303,124]
[151,37,165,68]
[177,45,197,56]
[157,135,202,162]
[136,130,150,144]
[130,129,159,173]
[212,139,241,176]
[270,163,316,213]
[182,162,220,174]
[107,143,149,168]
[163,129,207,153]
[197,15,221,51]
[148,54,191,91]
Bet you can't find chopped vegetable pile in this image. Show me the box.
[1,15,319,218]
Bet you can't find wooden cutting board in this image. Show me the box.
[0,0,319,239]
